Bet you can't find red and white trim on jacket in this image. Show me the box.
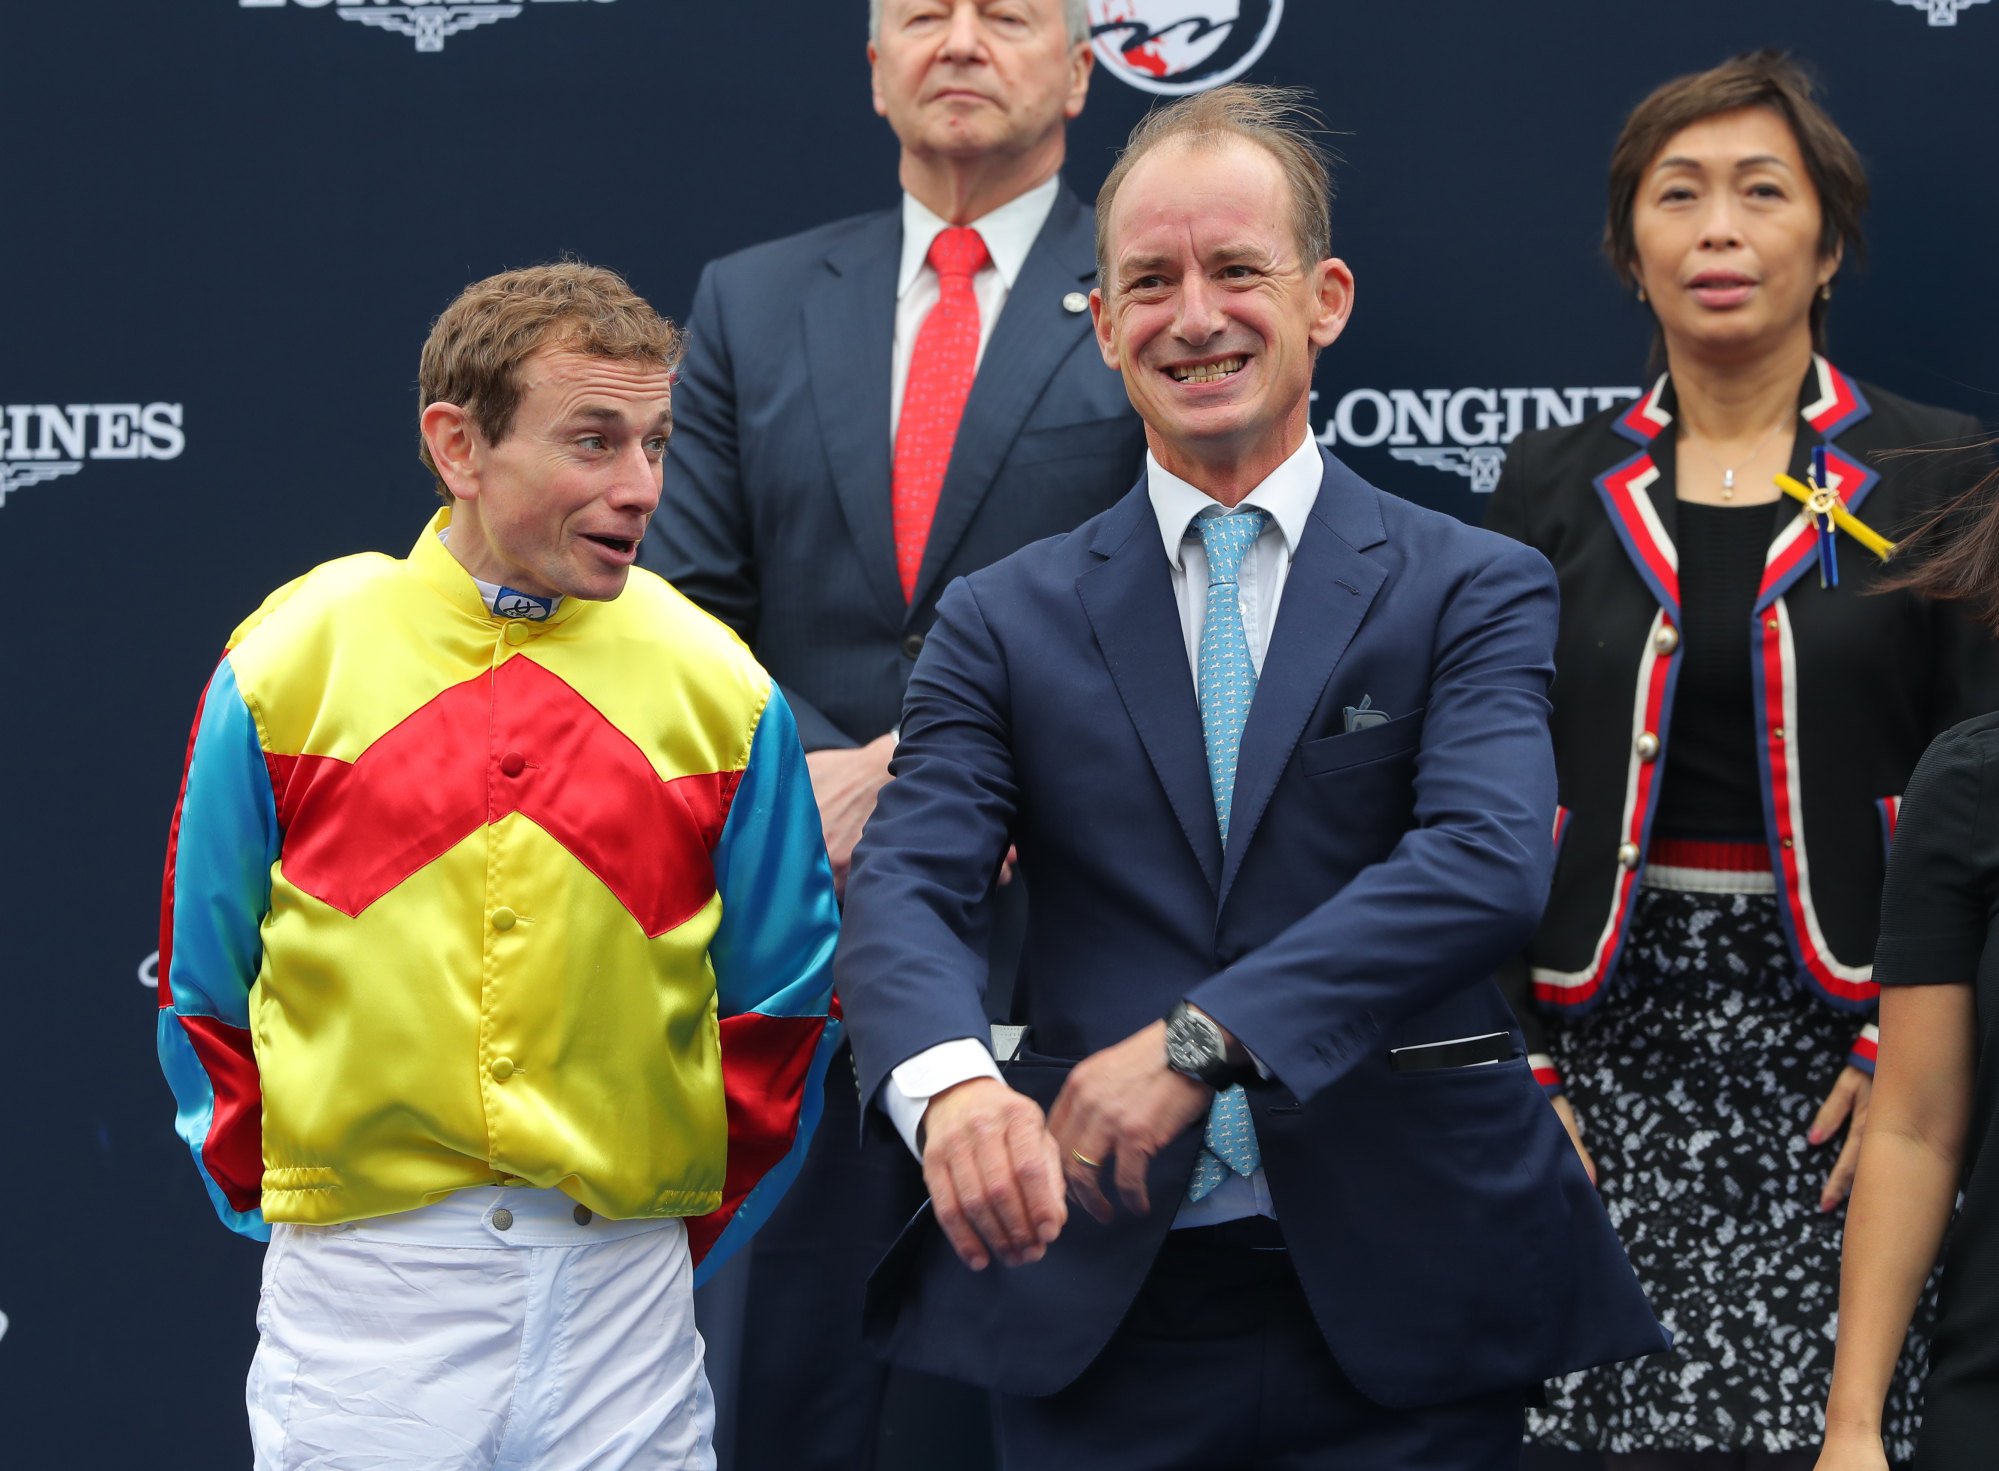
[1641,837,1774,895]
[1598,453,1680,609]
[1876,795,1901,855]
[1618,374,1673,442]
[1760,599,1876,1005]
[1530,608,1676,1008]
[1849,1022,1880,1076]
[1801,352,1868,439]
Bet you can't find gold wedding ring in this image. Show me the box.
[1069,1148,1101,1170]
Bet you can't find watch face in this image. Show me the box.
[1166,1009,1222,1072]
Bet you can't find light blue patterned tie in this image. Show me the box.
[1187,505,1268,1203]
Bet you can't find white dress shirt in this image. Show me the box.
[889,174,1060,441]
[882,433,1326,1227]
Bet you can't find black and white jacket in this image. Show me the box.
[1486,356,1999,1089]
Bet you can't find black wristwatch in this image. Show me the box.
[1163,1001,1254,1090]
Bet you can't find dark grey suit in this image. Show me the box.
[651,186,1143,750]
[645,183,1143,1471]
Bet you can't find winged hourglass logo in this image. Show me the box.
[1889,0,1990,23]
[238,1,617,56]
[343,5,523,52]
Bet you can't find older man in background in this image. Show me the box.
[645,2,1142,1466]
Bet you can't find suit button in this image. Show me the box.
[1653,625,1679,655]
[500,751,526,777]
[901,632,925,660]
[491,1208,514,1232]
[573,1204,592,1226]
[492,907,517,931]
[1617,842,1641,870]
[1635,732,1660,762]
[490,1057,515,1081]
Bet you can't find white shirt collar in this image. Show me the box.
[436,528,561,619]
[1148,433,1323,570]
[897,173,1062,299]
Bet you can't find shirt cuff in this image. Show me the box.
[1529,1052,1564,1098]
[1848,1024,1880,1077]
[881,1037,1002,1160]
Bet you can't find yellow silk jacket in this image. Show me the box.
[157,511,840,1275]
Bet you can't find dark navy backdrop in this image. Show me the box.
[3,2,1993,1464]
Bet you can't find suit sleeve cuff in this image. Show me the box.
[1848,1024,1880,1077]
[1529,1051,1564,1098]
[880,1038,1002,1161]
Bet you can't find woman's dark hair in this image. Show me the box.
[1605,50,1869,350]
[1882,460,1999,632]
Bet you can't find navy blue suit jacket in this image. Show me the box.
[645,185,1145,752]
[837,450,1668,1407]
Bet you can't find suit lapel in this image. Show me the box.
[1592,374,1682,622]
[1643,432,1684,601]
[804,209,904,624]
[1076,485,1222,894]
[1219,452,1387,906]
[908,187,1101,615]
[1595,359,1882,618]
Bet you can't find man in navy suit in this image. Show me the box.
[644,3,1142,1466]
[836,85,1667,1469]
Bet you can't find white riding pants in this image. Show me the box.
[247,1186,715,1470]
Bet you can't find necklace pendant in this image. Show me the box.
[1722,468,1736,498]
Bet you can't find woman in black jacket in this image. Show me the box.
[1485,51,1998,1468]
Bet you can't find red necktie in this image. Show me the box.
[892,226,990,602]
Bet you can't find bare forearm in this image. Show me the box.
[1824,1127,1959,1432]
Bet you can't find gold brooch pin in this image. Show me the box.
[1774,473,1896,563]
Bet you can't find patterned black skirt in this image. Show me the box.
[1529,887,1936,1457]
